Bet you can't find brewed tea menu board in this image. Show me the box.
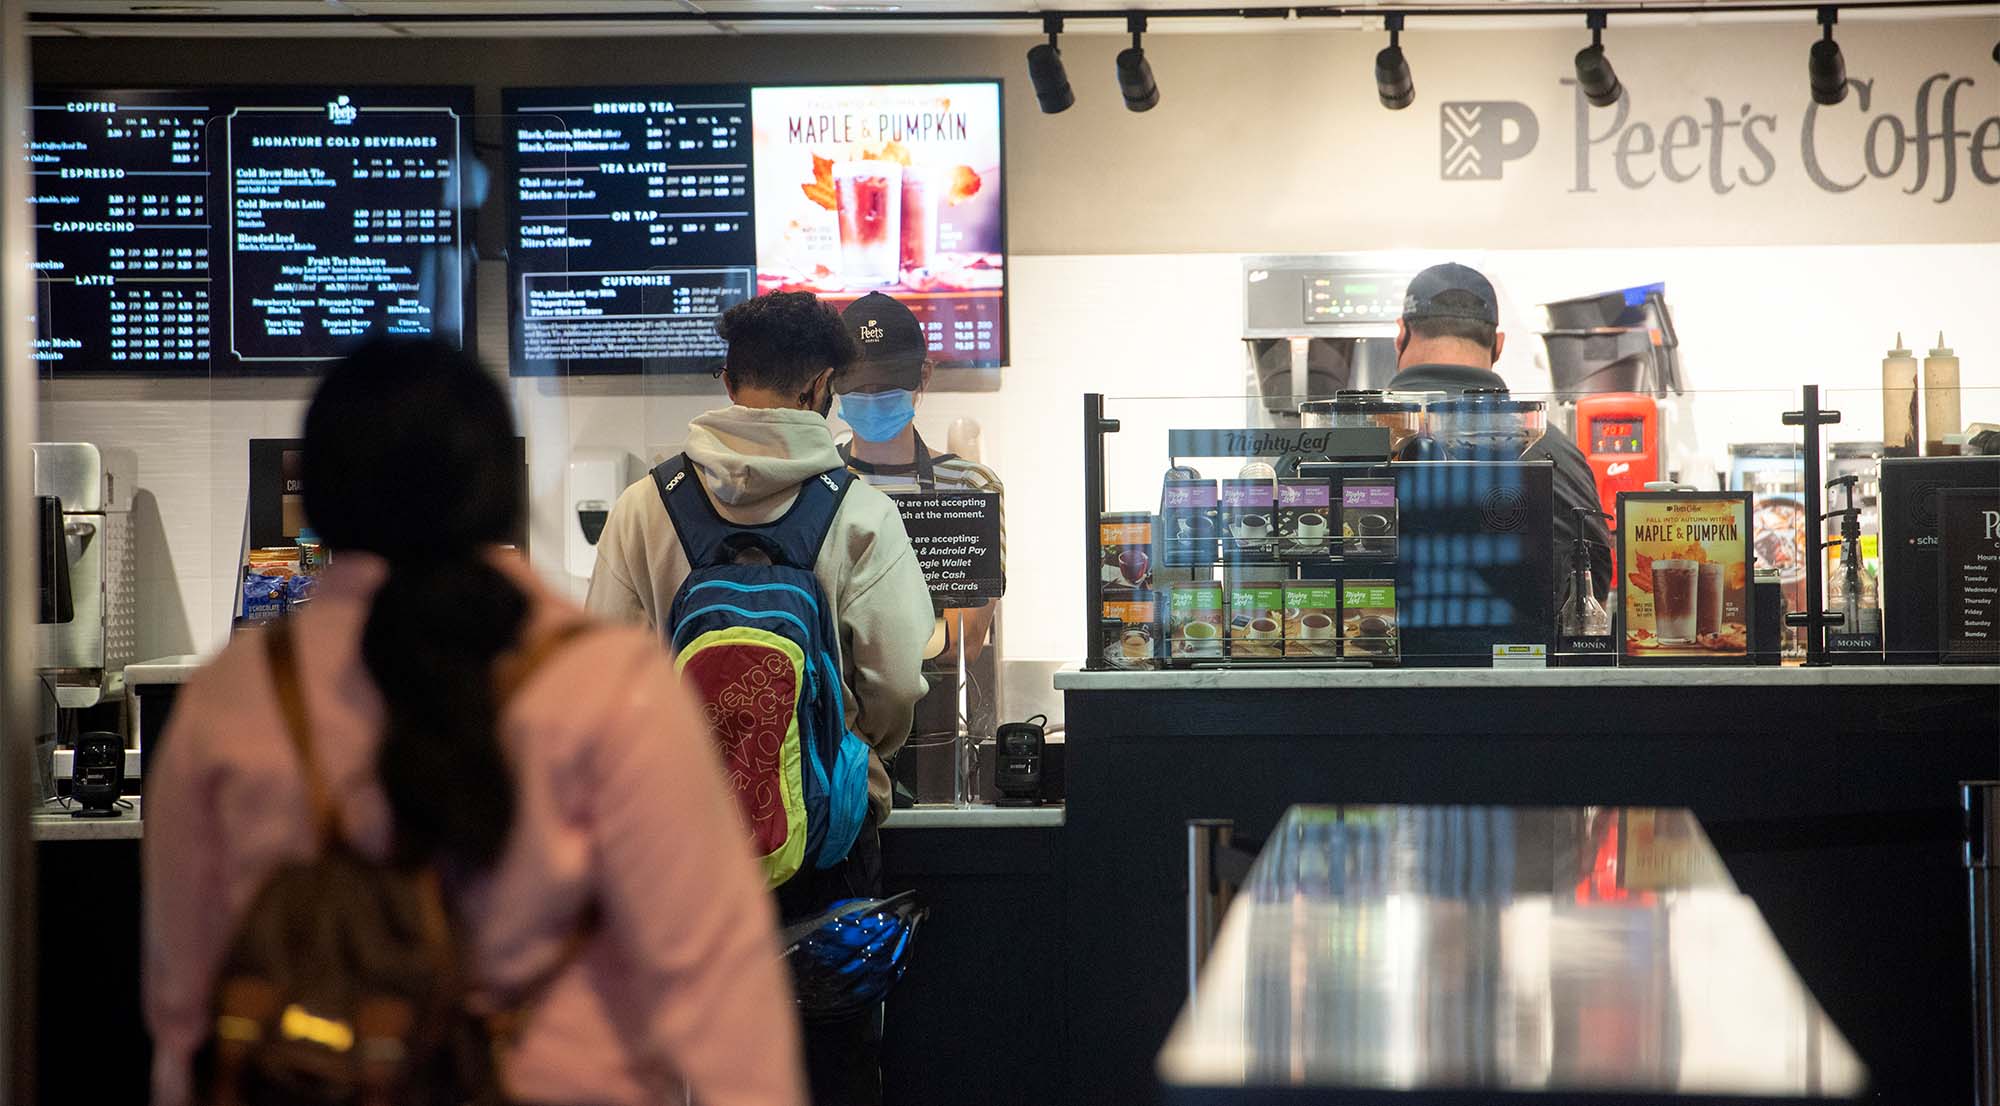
[504,81,1006,375]
[1938,488,2000,662]
[28,86,473,375]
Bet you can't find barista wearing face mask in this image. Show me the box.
[836,293,1006,803]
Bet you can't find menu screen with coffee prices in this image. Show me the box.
[1618,493,1752,663]
[504,84,757,374]
[502,81,1004,375]
[29,86,474,375]
[1937,488,2000,662]
[751,84,1004,369]
[889,490,1004,608]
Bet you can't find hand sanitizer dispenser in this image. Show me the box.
[566,450,630,580]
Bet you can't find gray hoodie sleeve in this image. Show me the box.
[838,511,934,776]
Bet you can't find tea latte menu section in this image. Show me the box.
[503,80,1006,375]
[28,86,475,374]
[503,84,758,374]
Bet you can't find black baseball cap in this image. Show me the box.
[1401,262,1500,326]
[838,292,927,393]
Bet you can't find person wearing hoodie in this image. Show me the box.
[585,290,933,1106]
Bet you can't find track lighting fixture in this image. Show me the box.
[1027,15,1075,114]
[1574,11,1624,109]
[1376,14,1415,111]
[1809,7,1847,106]
[1117,15,1160,113]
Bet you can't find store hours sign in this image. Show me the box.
[1440,72,1998,204]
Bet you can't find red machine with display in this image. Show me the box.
[1577,391,1661,518]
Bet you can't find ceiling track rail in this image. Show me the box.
[26,0,2000,28]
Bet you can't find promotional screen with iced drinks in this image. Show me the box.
[1620,495,1752,661]
[751,83,1005,368]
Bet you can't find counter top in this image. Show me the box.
[32,797,142,842]
[124,655,208,686]
[882,804,1064,829]
[1057,663,2000,691]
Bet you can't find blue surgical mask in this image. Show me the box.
[840,388,917,443]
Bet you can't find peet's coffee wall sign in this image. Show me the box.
[1443,72,1997,204]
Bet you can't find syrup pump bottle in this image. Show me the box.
[1824,474,1879,636]
[1559,507,1615,637]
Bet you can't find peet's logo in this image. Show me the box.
[1983,509,2000,540]
[1443,72,1997,204]
[858,319,886,343]
[326,95,357,126]
[1441,102,1540,179]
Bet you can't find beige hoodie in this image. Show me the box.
[585,405,933,818]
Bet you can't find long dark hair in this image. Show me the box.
[302,338,525,869]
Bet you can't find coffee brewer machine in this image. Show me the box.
[34,442,138,709]
[1244,254,1450,422]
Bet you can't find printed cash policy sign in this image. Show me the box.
[1440,71,1998,204]
[889,490,1004,609]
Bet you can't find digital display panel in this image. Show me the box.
[1303,271,1407,323]
[504,80,1005,375]
[29,86,475,376]
[1591,417,1648,455]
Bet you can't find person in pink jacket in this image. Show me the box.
[143,338,804,1106]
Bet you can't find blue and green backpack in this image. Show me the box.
[655,454,870,889]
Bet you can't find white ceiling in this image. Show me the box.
[26,0,1998,37]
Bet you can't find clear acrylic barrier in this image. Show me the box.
[1091,387,1855,670]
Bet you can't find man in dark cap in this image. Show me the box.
[1390,262,1612,597]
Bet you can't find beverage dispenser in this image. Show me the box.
[1243,255,1440,422]
[33,443,137,709]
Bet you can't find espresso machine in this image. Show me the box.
[1243,254,1450,423]
[34,442,138,709]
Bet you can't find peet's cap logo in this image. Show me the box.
[1441,101,1541,180]
[858,320,886,343]
[326,95,357,126]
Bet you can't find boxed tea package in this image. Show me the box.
[1101,590,1162,670]
[1277,479,1333,559]
[1228,581,1285,659]
[1161,479,1219,568]
[1169,581,1225,659]
[1342,579,1398,659]
[1283,582,1340,658]
[1219,479,1277,561]
[1099,512,1155,591]
[1341,480,1399,559]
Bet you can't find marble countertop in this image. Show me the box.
[881,804,1064,829]
[32,796,142,842]
[1056,663,2000,691]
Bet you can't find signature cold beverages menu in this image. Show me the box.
[504,86,757,373]
[29,87,473,374]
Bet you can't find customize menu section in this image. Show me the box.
[29,91,215,370]
[505,85,756,373]
[227,99,466,361]
[28,86,473,375]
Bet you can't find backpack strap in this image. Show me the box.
[653,452,854,570]
[265,619,341,848]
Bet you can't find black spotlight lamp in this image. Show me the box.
[1574,11,1623,108]
[1810,7,1847,106]
[1116,15,1160,113]
[1376,14,1415,110]
[1027,15,1075,115]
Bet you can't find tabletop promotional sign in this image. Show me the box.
[888,489,1003,609]
[1616,492,1754,665]
[1936,488,2000,664]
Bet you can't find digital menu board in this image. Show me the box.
[28,86,474,376]
[504,81,1005,375]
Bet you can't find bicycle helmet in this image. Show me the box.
[782,890,928,1022]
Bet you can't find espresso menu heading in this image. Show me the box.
[28,86,474,376]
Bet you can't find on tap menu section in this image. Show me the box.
[505,81,1006,375]
[505,85,758,374]
[29,86,474,375]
